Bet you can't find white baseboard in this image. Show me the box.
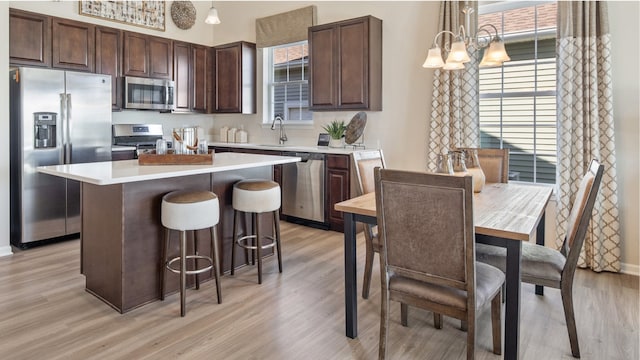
[621,262,640,276]
[0,246,13,258]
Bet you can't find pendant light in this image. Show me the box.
[205,1,221,25]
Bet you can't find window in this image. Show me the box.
[265,41,312,124]
[478,1,557,184]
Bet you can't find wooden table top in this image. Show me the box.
[335,182,553,241]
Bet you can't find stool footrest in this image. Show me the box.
[236,235,277,250]
[166,255,213,275]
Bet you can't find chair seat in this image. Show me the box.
[389,262,505,311]
[161,191,219,231]
[476,242,566,286]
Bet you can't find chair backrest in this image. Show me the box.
[353,149,386,195]
[459,148,509,183]
[562,159,604,273]
[375,168,475,294]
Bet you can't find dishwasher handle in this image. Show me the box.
[283,152,325,163]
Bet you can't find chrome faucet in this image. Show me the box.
[271,114,288,145]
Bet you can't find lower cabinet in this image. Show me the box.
[326,154,351,232]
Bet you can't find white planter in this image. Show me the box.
[329,138,343,148]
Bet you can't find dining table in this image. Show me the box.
[334,182,553,360]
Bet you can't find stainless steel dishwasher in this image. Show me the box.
[281,152,327,228]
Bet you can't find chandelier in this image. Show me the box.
[423,5,510,70]
[205,1,221,25]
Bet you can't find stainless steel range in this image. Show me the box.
[112,124,165,155]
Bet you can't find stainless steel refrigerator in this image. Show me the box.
[10,67,112,248]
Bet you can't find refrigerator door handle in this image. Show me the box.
[59,93,67,164]
[65,93,72,164]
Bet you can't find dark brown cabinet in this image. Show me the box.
[95,26,122,110]
[174,42,208,113]
[52,18,95,72]
[9,9,51,68]
[211,41,256,114]
[309,16,382,111]
[326,154,351,231]
[173,41,191,112]
[192,44,208,112]
[123,32,173,79]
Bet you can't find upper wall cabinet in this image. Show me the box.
[9,9,51,68]
[174,42,208,113]
[95,26,122,110]
[52,18,95,72]
[211,41,256,114]
[309,16,382,111]
[123,32,173,79]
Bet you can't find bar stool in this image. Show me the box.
[231,179,282,284]
[160,190,222,316]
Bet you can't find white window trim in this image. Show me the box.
[261,41,313,127]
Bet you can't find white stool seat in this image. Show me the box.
[233,179,280,213]
[160,190,222,317]
[162,190,219,231]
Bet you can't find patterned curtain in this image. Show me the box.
[427,1,480,171]
[556,1,620,272]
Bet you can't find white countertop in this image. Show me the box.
[209,142,365,155]
[38,152,300,186]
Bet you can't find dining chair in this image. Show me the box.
[458,148,509,183]
[476,159,604,358]
[375,168,504,360]
[352,149,385,299]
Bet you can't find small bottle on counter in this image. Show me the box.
[235,125,248,143]
[227,128,237,143]
[219,126,229,143]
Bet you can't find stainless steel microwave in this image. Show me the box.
[124,76,175,111]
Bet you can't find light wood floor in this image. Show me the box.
[0,222,638,360]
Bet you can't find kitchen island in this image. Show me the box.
[38,152,300,313]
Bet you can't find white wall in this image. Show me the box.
[1,1,637,274]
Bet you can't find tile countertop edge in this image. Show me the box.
[209,142,369,155]
[37,153,301,186]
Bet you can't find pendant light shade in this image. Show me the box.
[205,4,221,25]
[422,47,445,68]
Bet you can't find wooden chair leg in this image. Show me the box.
[211,226,222,304]
[491,291,502,355]
[434,313,443,329]
[378,288,390,360]
[400,303,408,327]
[362,233,374,299]
[562,284,581,358]
[274,210,282,273]
[466,316,475,360]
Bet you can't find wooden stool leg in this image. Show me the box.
[274,210,282,273]
[194,230,200,290]
[250,213,256,266]
[256,213,262,284]
[211,226,222,304]
[180,230,187,317]
[160,228,170,301]
[231,210,238,275]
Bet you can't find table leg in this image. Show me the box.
[344,212,358,339]
[535,213,546,296]
[504,240,522,360]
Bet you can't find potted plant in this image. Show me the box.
[322,120,346,148]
